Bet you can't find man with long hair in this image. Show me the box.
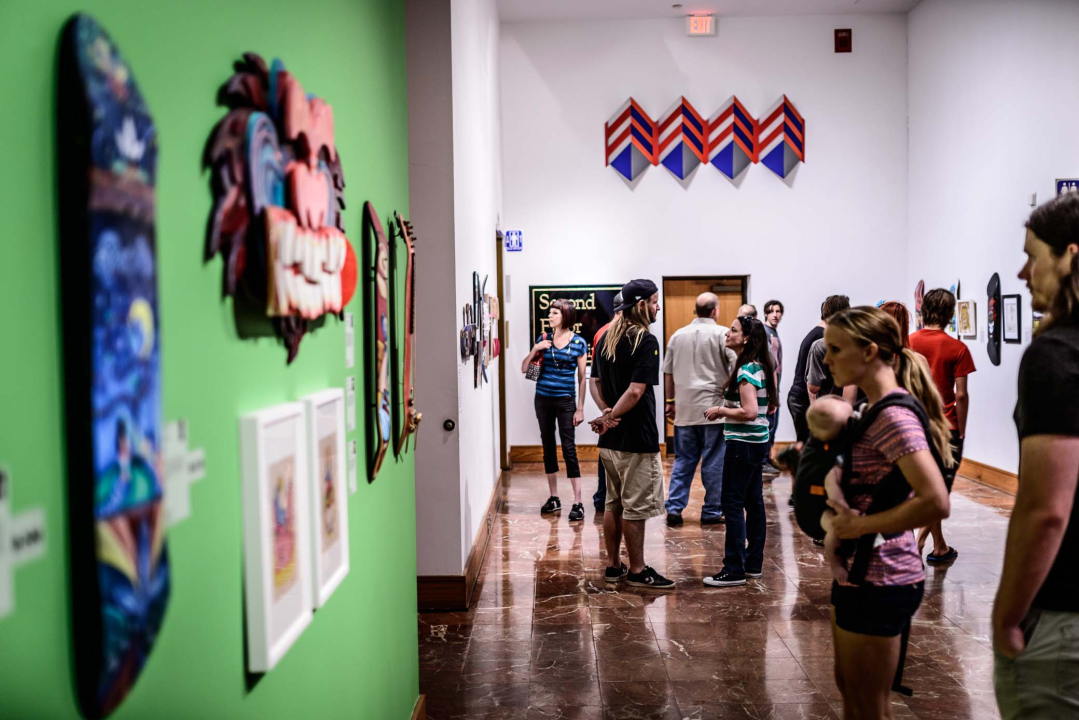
[589,279,674,589]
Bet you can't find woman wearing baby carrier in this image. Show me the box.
[821,306,952,720]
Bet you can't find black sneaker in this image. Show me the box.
[666,512,683,527]
[700,515,725,525]
[745,570,763,579]
[788,496,795,508]
[568,503,584,522]
[626,566,675,589]
[541,496,561,515]
[604,563,629,583]
[703,569,746,587]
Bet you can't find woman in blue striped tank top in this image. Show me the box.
[521,299,589,521]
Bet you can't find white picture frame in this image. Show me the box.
[239,402,313,673]
[302,389,350,608]
[956,300,977,339]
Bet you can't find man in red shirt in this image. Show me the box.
[910,288,976,564]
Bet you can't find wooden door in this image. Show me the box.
[661,277,747,445]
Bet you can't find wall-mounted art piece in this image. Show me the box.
[239,402,313,672]
[394,213,422,455]
[914,280,925,330]
[604,95,804,184]
[57,15,170,718]
[987,273,1002,366]
[301,390,349,607]
[956,300,977,339]
[363,203,391,481]
[204,53,358,363]
[948,280,960,335]
[1003,294,1022,344]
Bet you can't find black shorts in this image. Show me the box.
[831,581,924,637]
[943,430,964,493]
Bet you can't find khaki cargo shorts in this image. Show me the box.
[599,449,665,521]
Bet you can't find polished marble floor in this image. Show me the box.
[419,460,1015,720]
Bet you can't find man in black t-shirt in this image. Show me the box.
[786,295,850,443]
[590,279,674,590]
[994,193,1079,718]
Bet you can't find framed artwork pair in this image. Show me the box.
[239,389,350,673]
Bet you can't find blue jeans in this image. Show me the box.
[721,440,769,575]
[665,425,725,519]
[593,460,606,509]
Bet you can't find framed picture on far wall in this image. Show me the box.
[1003,294,1022,344]
[240,402,313,673]
[302,389,350,608]
[956,300,977,339]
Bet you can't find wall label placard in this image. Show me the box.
[0,467,49,621]
[163,419,207,527]
[345,312,355,369]
[528,285,621,364]
[346,377,357,433]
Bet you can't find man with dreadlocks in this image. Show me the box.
[589,279,675,589]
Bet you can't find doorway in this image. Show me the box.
[662,276,748,448]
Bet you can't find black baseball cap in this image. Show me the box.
[615,279,658,312]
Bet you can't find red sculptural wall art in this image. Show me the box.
[204,53,357,362]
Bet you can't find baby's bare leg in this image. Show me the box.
[823,467,849,583]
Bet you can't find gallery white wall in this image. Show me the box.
[499,14,910,451]
[907,0,1079,475]
[408,0,504,576]
[452,0,504,568]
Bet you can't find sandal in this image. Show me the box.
[926,547,958,564]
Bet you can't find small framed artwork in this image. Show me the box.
[1003,294,1022,344]
[240,402,313,673]
[956,300,977,339]
[302,389,350,608]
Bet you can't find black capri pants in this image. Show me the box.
[534,394,580,478]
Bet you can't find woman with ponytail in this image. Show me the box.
[819,306,951,720]
[701,315,778,587]
[994,192,1079,718]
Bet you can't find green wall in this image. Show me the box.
[0,1,417,718]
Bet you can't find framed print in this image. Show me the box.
[240,402,313,673]
[1003,294,1022,344]
[957,300,977,339]
[302,389,350,608]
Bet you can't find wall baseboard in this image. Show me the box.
[959,457,1017,496]
[416,471,504,611]
[411,694,426,720]
[509,444,666,463]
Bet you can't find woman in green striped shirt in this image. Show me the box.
[702,316,779,587]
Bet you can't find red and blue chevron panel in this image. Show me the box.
[604,95,804,183]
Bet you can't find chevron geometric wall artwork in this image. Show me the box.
[604,95,805,184]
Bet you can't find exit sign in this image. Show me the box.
[687,15,715,36]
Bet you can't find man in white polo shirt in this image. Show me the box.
[663,292,737,526]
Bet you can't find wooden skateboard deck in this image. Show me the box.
[59,14,170,717]
[394,213,421,455]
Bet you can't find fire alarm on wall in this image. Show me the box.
[835,28,852,53]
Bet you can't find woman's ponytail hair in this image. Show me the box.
[827,307,954,468]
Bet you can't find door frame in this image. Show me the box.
[496,230,510,471]
[661,275,748,451]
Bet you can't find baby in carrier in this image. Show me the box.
[804,396,857,584]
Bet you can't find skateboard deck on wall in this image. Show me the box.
[987,272,1002,366]
[394,213,422,455]
[914,280,925,330]
[364,202,392,480]
[58,15,170,718]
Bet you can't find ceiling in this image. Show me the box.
[497,0,921,23]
